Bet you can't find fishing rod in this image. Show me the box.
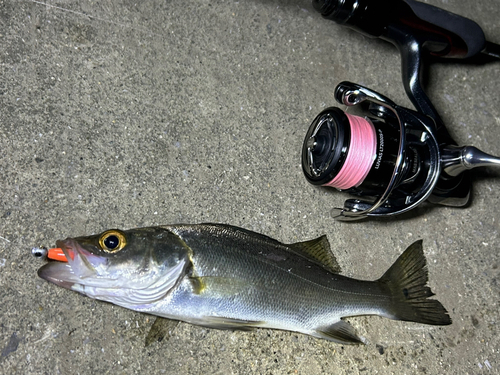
[301,0,500,220]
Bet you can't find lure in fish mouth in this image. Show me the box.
[38,228,189,310]
[37,238,100,289]
[37,224,451,344]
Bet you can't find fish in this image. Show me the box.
[37,223,451,344]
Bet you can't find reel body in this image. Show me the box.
[302,0,500,220]
[302,82,499,220]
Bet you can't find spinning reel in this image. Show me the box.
[302,0,500,220]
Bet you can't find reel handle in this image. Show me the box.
[441,145,500,177]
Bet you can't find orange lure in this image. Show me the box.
[47,247,67,262]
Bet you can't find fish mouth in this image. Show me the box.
[37,238,104,290]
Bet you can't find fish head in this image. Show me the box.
[38,227,190,309]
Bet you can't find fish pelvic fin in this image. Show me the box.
[145,317,180,347]
[314,321,365,345]
[378,240,452,326]
[201,316,264,331]
[289,235,341,274]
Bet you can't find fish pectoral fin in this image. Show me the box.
[315,320,365,345]
[288,235,341,274]
[145,317,180,347]
[189,276,250,296]
[203,316,264,331]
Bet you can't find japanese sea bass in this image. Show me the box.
[37,224,451,344]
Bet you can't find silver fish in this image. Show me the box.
[37,224,451,344]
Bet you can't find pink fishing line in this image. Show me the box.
[324,113,377,189]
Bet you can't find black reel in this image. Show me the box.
[302,0,500,220]
[302,82,500,220]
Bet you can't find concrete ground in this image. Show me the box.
[1,0,499,373]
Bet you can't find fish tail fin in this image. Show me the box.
[378,240,452,326]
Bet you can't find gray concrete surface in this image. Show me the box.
[1,0,499,373]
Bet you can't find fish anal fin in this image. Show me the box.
[203,316,264,331]
[289,235,341,273]
[315,320,365,345]
[145,317,180,347]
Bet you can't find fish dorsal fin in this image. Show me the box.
[289,235,341,274]
[315,320,365,344]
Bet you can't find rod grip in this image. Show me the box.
[403,0,486,58]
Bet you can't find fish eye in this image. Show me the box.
[99,230,127,252]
